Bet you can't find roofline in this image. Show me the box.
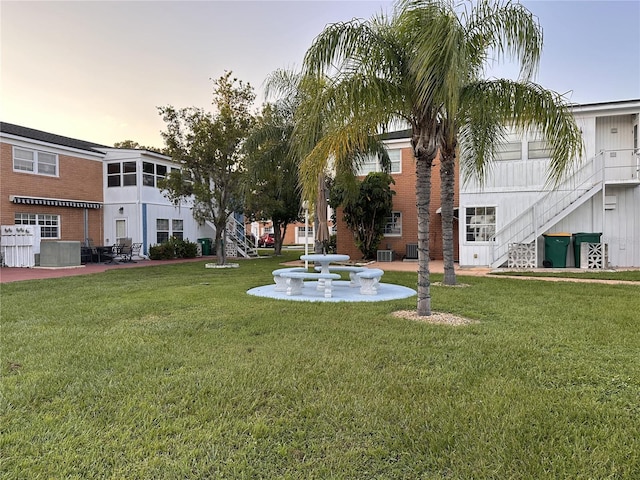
[0,121,110,153]
[0,131,106,159]
[570,98,640,114]
[96,147,172,161]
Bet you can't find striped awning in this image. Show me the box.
[10,196,102,209]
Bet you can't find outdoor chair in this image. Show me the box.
[85,238,102,263]
[119,242,142,263]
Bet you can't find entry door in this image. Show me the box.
[115,219,127,241]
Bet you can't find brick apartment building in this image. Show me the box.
[335,130,459,262]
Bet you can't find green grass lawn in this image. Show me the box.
[2,252,639,479]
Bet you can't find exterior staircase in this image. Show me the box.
[205,216,259,259]
[226,216,259,258]
[490,152,607,268]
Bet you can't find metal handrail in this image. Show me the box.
[490,149,640,266]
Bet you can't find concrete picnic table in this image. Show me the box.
[299,254,350,275]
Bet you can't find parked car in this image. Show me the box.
[258,233,275,247]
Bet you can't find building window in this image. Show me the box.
[156,218,183,243]
[172,219,184,240]
[384,211,402,236]
[15,213,60,238]
[143,162,168,187]
[297,226,313,237]
[107,161,137,187]
[496,142,522,161]
[13,147,58,176]
[357,149,401,175]
[156,219,169,243]
[388,149,401,173]
[528,140,552,159]
[465,207,495,242]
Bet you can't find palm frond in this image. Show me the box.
[459,79,583,186]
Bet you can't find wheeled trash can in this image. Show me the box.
[542,233,571,268]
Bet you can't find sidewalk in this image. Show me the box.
[1,256,637,285]
[0,257,207,284]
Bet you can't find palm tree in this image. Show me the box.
[299,0,582,315]
[300,11,441,315]
[402,0,583,286]
[267,69,389,254]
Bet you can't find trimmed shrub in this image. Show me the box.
[148,237,198,260]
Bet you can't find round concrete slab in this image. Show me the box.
[247,280,416,303]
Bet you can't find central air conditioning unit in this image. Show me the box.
[405,243,418,259]
[377,250,393,262]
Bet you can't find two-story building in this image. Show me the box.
[1,122,217,265]
[334,99,639,269]
[460,99,639,269]
[335,129,460,262]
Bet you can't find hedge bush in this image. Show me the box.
[149,237,198,260]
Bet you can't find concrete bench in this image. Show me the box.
[356,268,384,295]
[280,271,341,298]
[314,265,368,286]
[272,267,307,291]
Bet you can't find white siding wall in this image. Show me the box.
[460,102,640,267]
[596,115,637,181]
[603,186,640,267]
[102,150,212,252]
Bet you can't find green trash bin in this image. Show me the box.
[572,232,602,268]
[197,238,212,256]
[543,233,571,268]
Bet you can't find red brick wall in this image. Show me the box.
[1,142,104,242]
[335,146,459,261]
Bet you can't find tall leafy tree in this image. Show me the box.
[299,0,582,316]
[158,72,255,265]
[267,69,390,254]
[113,140,164,153]
[330,172,395,260]
[243,102,302,255]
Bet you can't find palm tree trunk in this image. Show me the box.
[440,151,457,285]
[415,153,433,317]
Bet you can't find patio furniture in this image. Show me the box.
[279,271,341,298]
[356,268,384,295]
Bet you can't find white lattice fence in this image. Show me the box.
[507,243,536,268]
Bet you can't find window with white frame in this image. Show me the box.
[13,147,58,176]
[384,211,402,236]
[465,207,495,242]
[142,162,168,187]
[107,161,137,187]
[496,141,522,161]
[172,219,184,240]
[528,140,552,159]
[297,226,313,238]
[15,213,60,238]
[156,218,184,243]
[357,149,401,175]
[156,219,170,243]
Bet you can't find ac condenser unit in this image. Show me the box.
[377,250,393,262]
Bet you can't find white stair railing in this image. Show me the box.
[491,152,605,267]
[226,216,258,258]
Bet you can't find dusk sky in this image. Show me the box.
[2,0,639,149]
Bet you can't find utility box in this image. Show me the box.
[377,250,394,262]
[40,241,81,267]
